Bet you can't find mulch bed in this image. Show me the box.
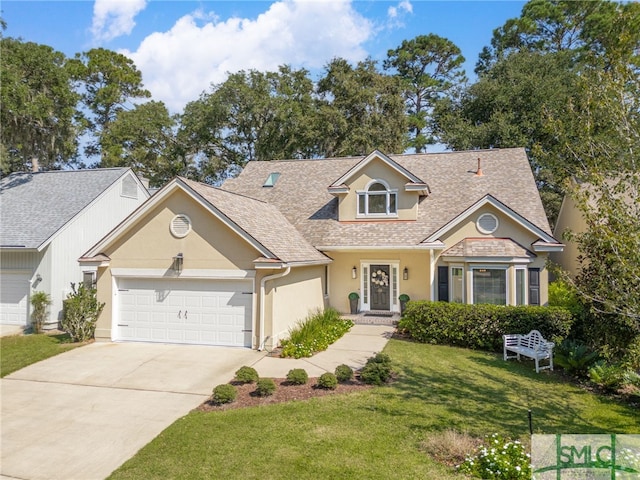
[197,378,372,412]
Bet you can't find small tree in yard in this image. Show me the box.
[62,283,104,342]
[30,291,51,334]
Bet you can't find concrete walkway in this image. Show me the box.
[0,325,23,337]
[252,324,395,377]
[1,323,395,480]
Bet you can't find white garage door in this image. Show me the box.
[0,271,30,325]
[117,278,253,347]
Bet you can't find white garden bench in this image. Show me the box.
[503,330,554,373]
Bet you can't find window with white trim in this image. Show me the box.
[515,267,526,305]
[451,266,464,303]
[357,180,397,217]
[472,267,507,305]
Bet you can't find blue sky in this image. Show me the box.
[2,1,526,112]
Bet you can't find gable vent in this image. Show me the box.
[121,175,138,199]
[477,213,498,234]
[170,214,192,238]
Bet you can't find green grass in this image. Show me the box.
[0,332,82,377]
[109,339,639,480]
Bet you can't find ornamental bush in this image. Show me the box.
[30,291,51,334]
[286,368,309,385]
[360,353,393,385]
[280,308,354,359]
[335,364,353,382]
[398,301,573,352]
[61,283,105,342]
[458,433,531,480]
[234,366,259,384]
[255,378,276,397]
[317,372,338,390]
[211,384,237,404]
[360,361,393,385]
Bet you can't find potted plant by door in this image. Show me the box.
[348,292,359,314]
[399,294,410,316]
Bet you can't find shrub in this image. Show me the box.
[621,336,640,371]
[211,384,237,404]
[30,291,51,334]
[234,366,259,384]
[589,361,626,393]
[317,372,338,390]
[360,353,393,385]
[398,301,573,352]
[335,364,353,382]
[348,292,359,300]
[458,433,531,480]
[280,308,354,359]
[368,352,391,365]
[61,283,104,342]
[360,362,392,385]
[286,368,308,385]
[554,340,599,378]
[255,378,276,397]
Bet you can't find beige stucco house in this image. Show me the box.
[82,148,563,350]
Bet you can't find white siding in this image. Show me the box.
[47,174,148,323]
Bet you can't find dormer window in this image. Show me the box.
[357,180,397,217]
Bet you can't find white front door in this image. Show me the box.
[0,272,30,325]
[116,277,253,347]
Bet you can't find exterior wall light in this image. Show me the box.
[403,267,409,280]
[173,253,184,274]
[352,266,357,279]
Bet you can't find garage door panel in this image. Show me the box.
[1,272,30,325]
[117,278,252,347]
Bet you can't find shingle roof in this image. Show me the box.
[442,238,536,258]
[181,178,329,265]
[0,169,129,249]
[222,148,553,247]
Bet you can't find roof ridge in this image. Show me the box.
[179,177,271,206]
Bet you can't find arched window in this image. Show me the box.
[357,180,397,217]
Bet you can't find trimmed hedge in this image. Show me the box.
[398,301,573,352]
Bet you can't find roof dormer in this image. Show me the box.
[328,150,429,196]
[328,150,428,222]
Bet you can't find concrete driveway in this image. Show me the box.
[1,342,264,480]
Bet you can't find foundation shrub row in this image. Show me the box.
[399,301,573,351]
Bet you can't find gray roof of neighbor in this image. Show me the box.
[181,178,329,265]
[1,168,129,249]
[222,148,553,247]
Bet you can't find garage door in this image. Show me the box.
[0,271,30,325]
[117,278,253,347]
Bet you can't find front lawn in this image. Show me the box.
[109,339,639,479]
[0,332,82,377]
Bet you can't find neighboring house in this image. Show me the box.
[551,176,638,278]
[0,169,149,329]
[82,148,563,350]
[550,190,587,277]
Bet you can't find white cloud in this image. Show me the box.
[387,0,412,22]
[92,0,147,42]
[122,0,373,113]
